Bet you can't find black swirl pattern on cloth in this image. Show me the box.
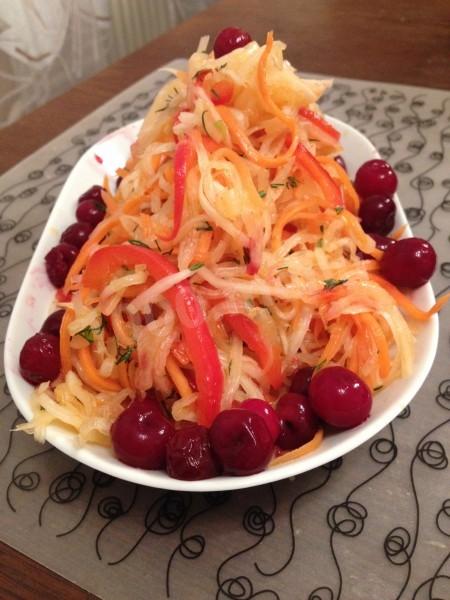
[0,65,449,599]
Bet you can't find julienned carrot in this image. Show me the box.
[77,346,121,393]
[166,355,192,398]
[317,156,360,214]
[271,201,324,250]
[191,231,213,264]
[390,224,407,240]
[358,312,391,378]
[117,360,131,389]
[60,308,75,376]
[110,309,134,348]
[370,274,450,320]
[216,105,298,168]
[270,428,324,466]
[320,317,348,362]
[341,210,383,260]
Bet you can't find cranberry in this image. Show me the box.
[60,222,94,248]
[240,398,281,442]
[41,309,65,337]
[309,366,372,429]
[209,409,274,475]
[19,332,61,385]
[354,159,398,199]
[78,185,104,204]
[213,27,252,58]
[357,233,396,260]
[380,237,436,288]
[76,198,106,226]
[276,393,318,450]
[166,425,219,480]
[289,366,314,396]
[111,397,174,469]
[45,243,78,288]
[359,194,396,235]
[335,155,347,171]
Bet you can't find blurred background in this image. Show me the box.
[0,0,216,127]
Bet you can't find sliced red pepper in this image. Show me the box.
[296,143,343,208]
[298,107,340,141]
[83,245,223,426]
[209,80,234,105]
[223,313,283,389]
[159,139,195,242]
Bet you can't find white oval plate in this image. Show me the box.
[4,117,439,492]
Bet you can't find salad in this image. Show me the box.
[17,28,448,481]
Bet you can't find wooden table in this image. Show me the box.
[0,0,449,597]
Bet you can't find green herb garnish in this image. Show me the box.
[189,262,204,271]
[335,206,344,214]
[316,238,324,248]
[116,346,133,365]
[270,182,284,189]
[77,320,105,344]
[201,110,211,137]
[374,385,384,392]
[286,176,298,189]
[196,222,213,231]
[323,278,348,290]
[258,190,267,198]
[128,239,150,248]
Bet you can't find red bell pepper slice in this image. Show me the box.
[223,313,283,389]
[298,107,340,141]
[296,143,343,208]
[159,139,195,242]
[83,245,223,426]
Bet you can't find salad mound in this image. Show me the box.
[18,29,447,480]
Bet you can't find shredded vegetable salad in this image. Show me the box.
[18,30,448,480]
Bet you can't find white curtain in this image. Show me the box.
[0,0,216,128]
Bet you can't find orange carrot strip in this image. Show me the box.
[192,231,213,264]
[166,355,192,397]
[320,317,348,362]
[369,274,450,320]
[317,156,360,214]
[110,309,134,348]
[77,346,121,392]
[272,201,324,250]
[117,361,131,389]
[121,283,149,299]
[60,308,75,376]
[390,224,407,240]
[358,313,391,378]
[270,428,324,466]
[341,210,383,260]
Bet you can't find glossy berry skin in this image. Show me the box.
[166,425,219,480]
[213,27,252,58]
[380,237,436,288]
[111,397,174,470]
[289,366,314,396]
[41,309,65,337]
[45,243,78,288]
[359,194,396,235]
[78,185,104,205]
[19,332,61,385]
[309,366,372,429]
[240,398,281,442]
[276,393,318,450]
[209,409,274,476]
[354,159,398,199]
[356,233,396,261]
[75,198,106,226]
[60,222,94,248]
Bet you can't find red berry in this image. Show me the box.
[166,425,219,480]
[289,366,314,396]
[19,333,61,385]
[359,194,396,235]
[78,185,104,204]
[354,159,398,199]
[380,237,436,289]
[309,366,372,429]
[240,398,281,442]
[60,222,94,248]
[276,393,318,450]
[209,409,274,475]
[75,198,106,226]
[213,27,252,58]
[111,398,174,469]
[45,243,78,288]
[41,309,65,337]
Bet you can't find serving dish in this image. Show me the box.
[4,116,439,492]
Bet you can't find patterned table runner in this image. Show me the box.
[1,62,449,600]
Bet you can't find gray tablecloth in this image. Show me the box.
[0,62,449,600]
